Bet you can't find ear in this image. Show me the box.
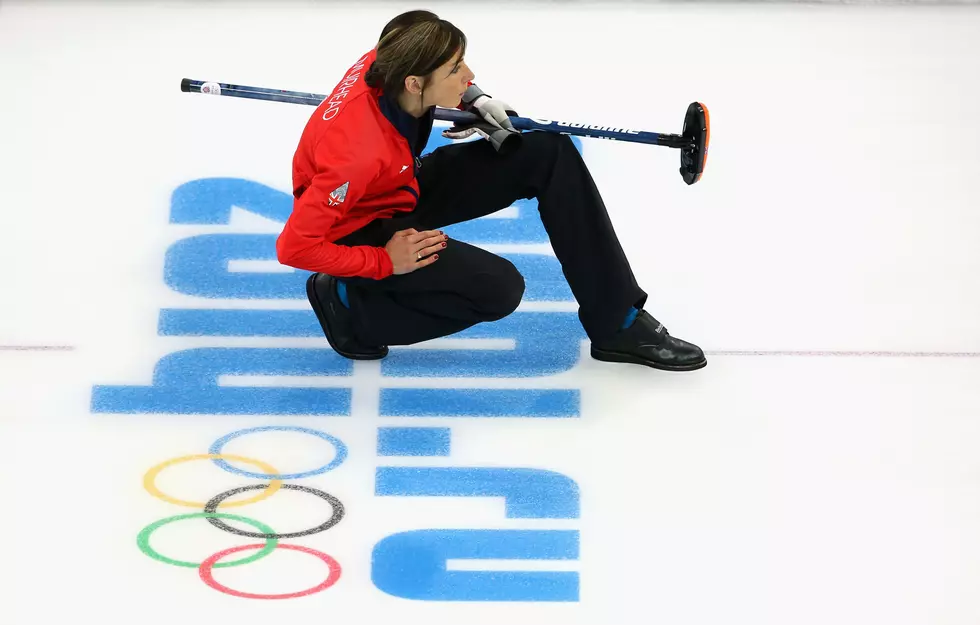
[404,75,424,95]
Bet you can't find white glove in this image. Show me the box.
[459,84,518,132]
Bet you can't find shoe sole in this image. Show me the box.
[590,346,707,372]
[306,274,388,361]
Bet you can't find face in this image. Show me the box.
[405,49,475,109]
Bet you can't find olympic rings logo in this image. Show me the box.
[136,425,348,600]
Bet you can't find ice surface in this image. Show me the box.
[1,3,979,624]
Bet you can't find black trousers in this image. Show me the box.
[336,132,648,346]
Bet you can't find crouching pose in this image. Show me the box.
[276,10,706,372]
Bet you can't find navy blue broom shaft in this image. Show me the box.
[181,78,324,106]
[435,108,689,148]
[181,78,690,149]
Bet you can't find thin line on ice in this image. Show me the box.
[0,345,76,351]
[707,350,980,358]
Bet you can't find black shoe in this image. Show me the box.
[306,273,388,360]
[590,309,706,371]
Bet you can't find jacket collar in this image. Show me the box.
[378,92,434,157]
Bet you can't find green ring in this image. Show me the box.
[137,512,278,568]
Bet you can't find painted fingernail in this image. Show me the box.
[442,242,447,247]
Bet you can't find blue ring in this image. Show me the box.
[208,426,348,479]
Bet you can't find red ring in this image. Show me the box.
[198,543,342,599]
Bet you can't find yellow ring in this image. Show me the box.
[143,454,283,508]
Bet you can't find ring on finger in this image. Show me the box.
[417,251,421,260]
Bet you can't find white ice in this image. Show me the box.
[1,2,980,625]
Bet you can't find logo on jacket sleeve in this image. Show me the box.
[327,181,349,206]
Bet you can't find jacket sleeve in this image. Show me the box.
[276,126,394,280]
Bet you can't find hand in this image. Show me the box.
[442,118,524,154]
[470,94,518,132]
[460,84,518,132]
[385,228,447,275]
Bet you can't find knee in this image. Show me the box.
[528,131,575,152]
[479,260,525,321]
[551,133,578,160]
[522,132,579,178]
[525,130,563,149]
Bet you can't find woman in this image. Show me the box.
[276,9,706,372]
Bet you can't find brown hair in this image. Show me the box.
[365,10,467,97]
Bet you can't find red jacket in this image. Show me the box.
[276,48,437,280]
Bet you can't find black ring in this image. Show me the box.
[203,484,345,539]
